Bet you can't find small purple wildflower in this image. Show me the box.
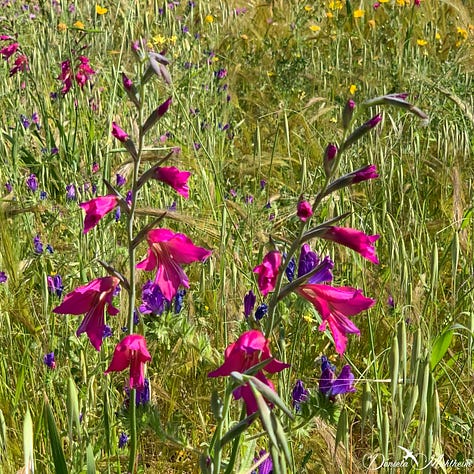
[118,432,129,449]
[5,182,12,193]
[139,280,167,315]
[26,174,38,192]
[66,184,76,200]
[40,191,47,200]
[319,356,356,397]
[0,271,7,283]
[114,207,121,222]
[255,304,268,321]
[33,235,43,254]
[252,450,273,474]
[102,325,113,338]
[20,114,30,128]
[47,275,63,298]
[46,244,54,254]
[116,174,126,187]
[43,352,56,369]
[285,257,296,282]
[292,379,309,411]
[388,295,395,309]
[174,289,186,314]
[244,290,256,318]
[260,179,266,190]
[125,190,132,206]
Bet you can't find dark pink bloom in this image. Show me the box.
[75,56,95,88]
[79,195,119,233]
[111,122,129,142]
[350,164,379,183]
[208,330,289,415]
[136,228,211,300]
[253,251,281,296]
[53,276,120,351]
[1,42,18,60]
[9,54,28,76]
[105,334,151,389]
[58,59,72,94]
[122,72,133,90]
[297,284,375,355]
[320,227,380,264]
[154,166,191,198]
[297,200,313,222]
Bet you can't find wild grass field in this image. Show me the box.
[0,0,473,473]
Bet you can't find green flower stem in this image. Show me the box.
[264,176,330,337]
[126,71,146,474]
[211,384,234,473]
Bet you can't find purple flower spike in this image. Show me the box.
[292,379,309,411]
[0,271,7,283]
[26,173,38,192]
[243,290,256,318]
[139,280,167,316]
[44,352,56,369]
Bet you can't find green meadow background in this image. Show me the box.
[0,0,473,472]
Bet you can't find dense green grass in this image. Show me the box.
[0,0,473,472]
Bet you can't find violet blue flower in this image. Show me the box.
[139,280,167,315]
[43,352,56,369]
[0,271,7,283]
[319,357,356,396]
[118,432,129,448]
[292,379,309,411]
[26,173,38,192]
[255,303,268,321]
[47,274,64,298]
[174,289,186,314]
[244,290,256,318]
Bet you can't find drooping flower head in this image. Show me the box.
[319,356,356,396]
[105,334,152,389]
[154,166,191,198]
[253,251,281,296]
[320,226,380,264]
[296,284,375,355]
[208,330,289,415]
[111,122,129,142]
[53,276,120,351]
[136,228,211,301]
[79,195,119,233]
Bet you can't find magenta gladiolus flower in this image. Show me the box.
[350,164,379,183]
[111,122,129,142]
[79,195,119,233]
[297,200,313,222]
[154,166,191,198]
[208,330,289,415]
[0,42,18,60]
[9,54,28,76]
[136,228,211,300]
[75,56,95,88]
[105,334,151,389]
[297,284,375,355]
[53,276,120,351]
[320,227,380,264]
[253,251,281,296]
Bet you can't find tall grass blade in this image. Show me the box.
[44,397,69,474]
[23,406,34,474]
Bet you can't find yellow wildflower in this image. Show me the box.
[267,71,275,77]
[417,39,428,46]
[168,35,177,45]
[328,1,343,11]
[153,34,166,47]
[240,34,248,40]
[95,4,108,15]
[379,0,389,2]
[457,27,468,40]
[435,32,441,40]
[73,21,85,30]
[349,84,357,95]
[205,14,214,23]
[368,19,376,28]
[327,11,334,18]
[57,22,67,32]
[304,5,313,12]
[354,9,364,18]
[302,313,314,323]
[309,25,321,32]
